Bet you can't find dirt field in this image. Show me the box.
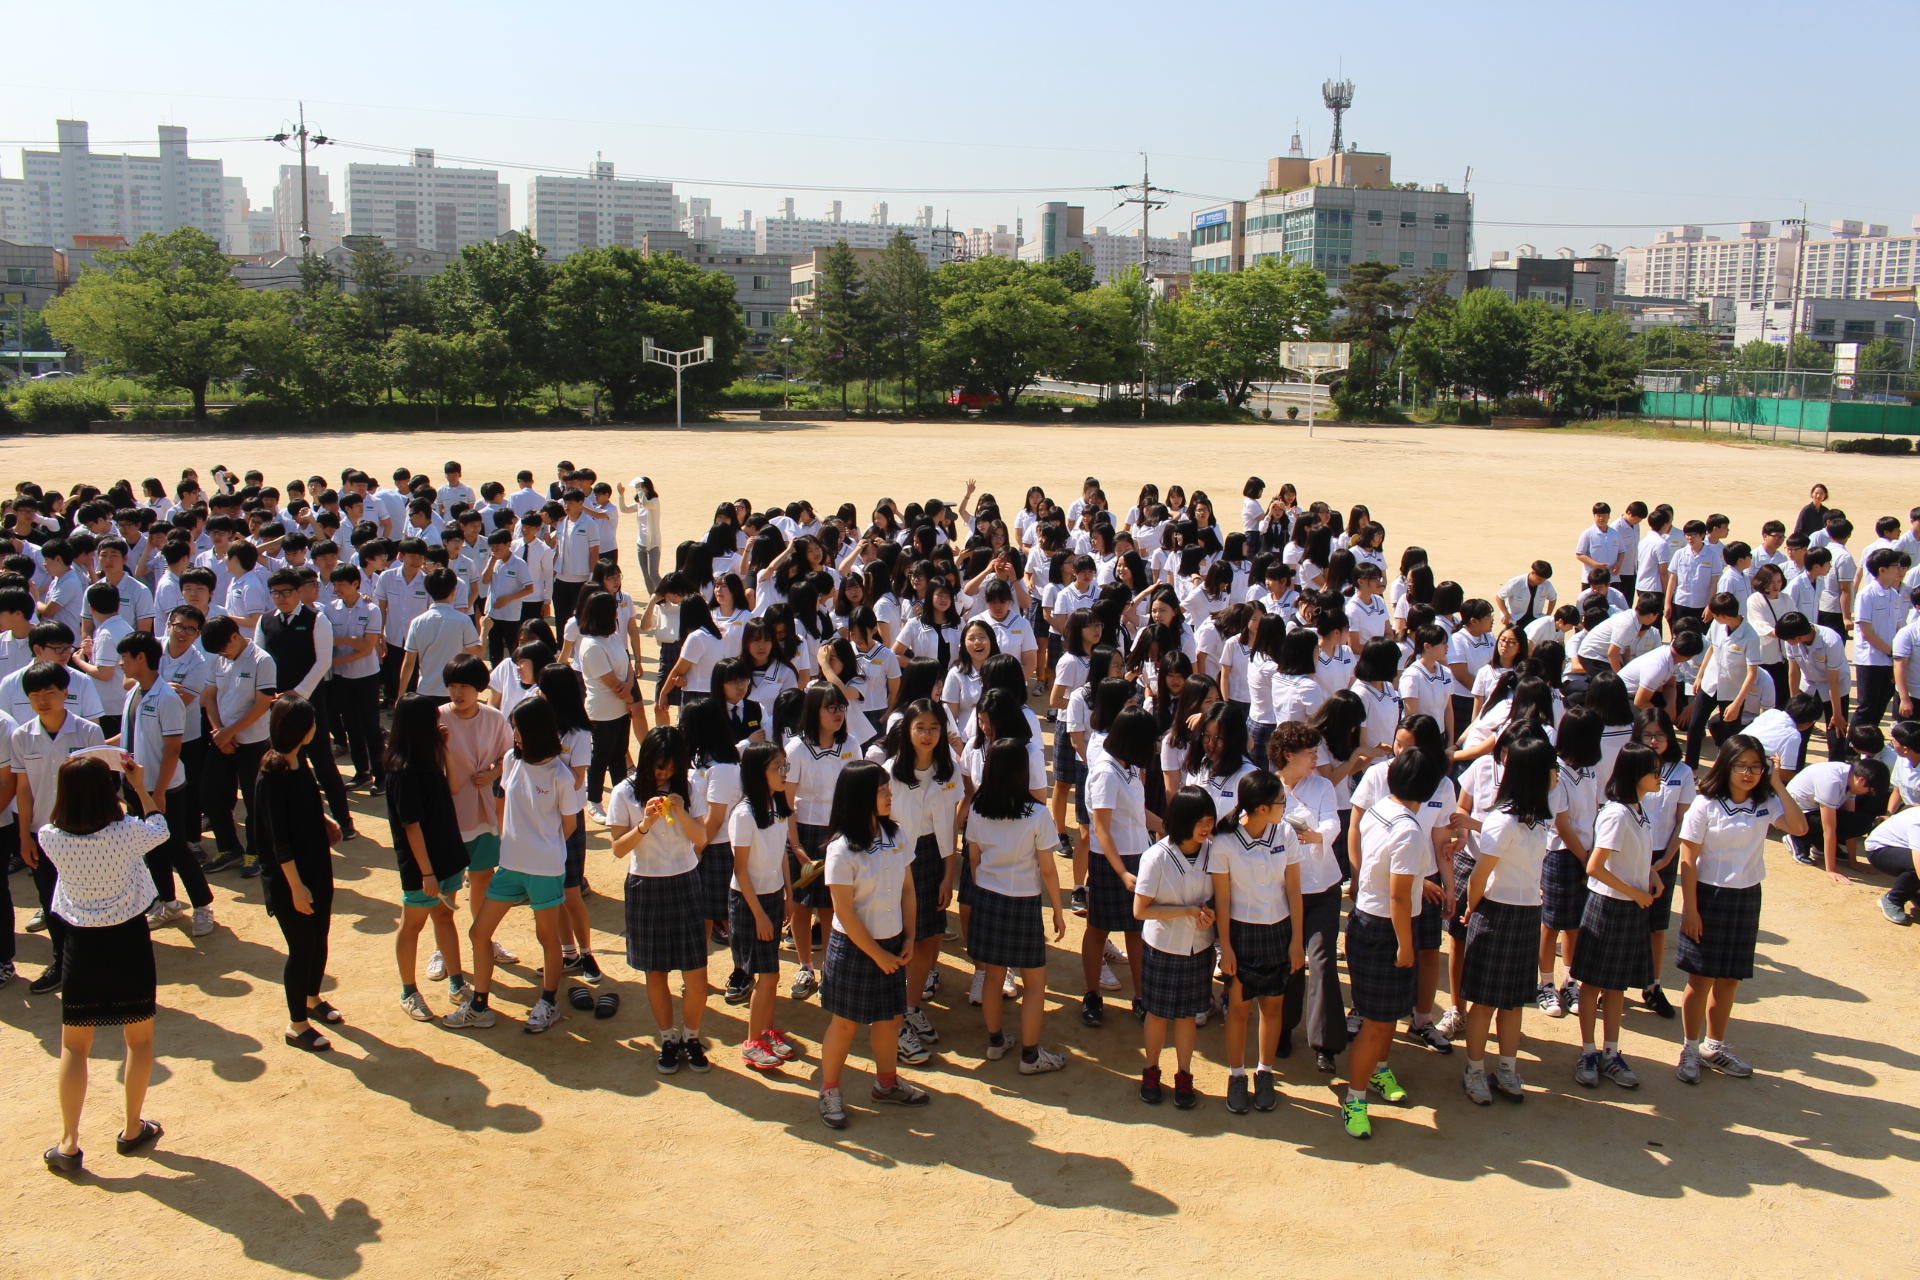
[2,420,1916,1279]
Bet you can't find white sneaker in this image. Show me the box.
[903,1006,938,1043]
[1098,963,1121,991]
[25,908,47,932]
[896,1024,931,1064]
[443,1000,495,1029]
[491,939,519,964]
[967,970,986,1005]
[921,968,940,999]
[1435,1006,1464,1039]
[400,991,434,1021]
[191,906,216,937]
[1001,970,1018,998]
[425,950,448,981]
[146,900,183,929]
[985,1032,1015,1061]
[1103,938,1126,965]
[1019,1046,1067,1075]
[524,998,560,1034]
[586,802,609,827]
[1194,1004,1210,1028]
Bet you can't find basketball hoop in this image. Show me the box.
[1278,342,1349,437]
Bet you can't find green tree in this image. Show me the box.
[1159,258,1331,407]
[1333,261,1410,414]
[1732,338,1786,369]
[45,226,284,418]
[923,256,1077,407]
[1397,285,1458,402]
[1634,324,1713,369]
[1032,252,1097,294]
[861,232,934,407]
[386,326,469,423]
[1447,288,1530,404]
[546,245,746,419]
[1522,304,1639,416]
[786,242,871,412]
[1061,265,1153,390]
[1857,335,1909,373]
[432,233,553,411]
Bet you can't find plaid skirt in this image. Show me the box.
[1054,734,1086,785]
[1571,893,1652,992]
[821,928,907,1023]
[1647,862,1678,932]
[1677,883,1762,981]
[728,889,785,976]
[624,871,708,973]
[1344,908,1416,1024]
[61,914,156,1028]
[956,837,979,910]
[791,823,833,910]
[697,842,733,924]
[1447,847,1478,941]
[1461,899,1543,1009]
[1227,917,1293,998]
[909,832,948,941]
[1086,853,1143,933]
[967,887,1046,970]
[1413,875,1443,952]
[1541,848,1590,931]
[1140,943,1215,1019]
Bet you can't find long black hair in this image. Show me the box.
[973,686,1031,749]
[827,759,899,847]
[1102,704,1159,772]
[971,738,1037,820]
[536,663,592,737]
[382,692,447,778]
[1184,699,1249,778]
[510,695,563,764]
[629,724,690,806]
[678,693,740,767]
[886,698,956,786]
[739,740,793,829]
[1697,732,1778,805]
[1495,735,1557,826]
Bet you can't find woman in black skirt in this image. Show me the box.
[1539,706,1601,1018]
[1571,743,1663,1091]
[731,740,799,1072]
[1632,705,1693,1018]
[678,695,742,947]
[1132,786,1218,1109]
[608,725,710,1074]
[817,761,927,1130]
[255,696,345,1053]
[1673,735,1806,1084]
[40,754,171,1174]
[1209,770,1304,1115]
[884,700,961,1065]
[1460,732,1558,1107]
[783,682,853,1000]
[1082,705,1163,1026]
[966,738,1067,1071]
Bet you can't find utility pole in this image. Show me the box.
[269,105,331,257]
[1114,154,1168,416]
[1780,203,1807,394]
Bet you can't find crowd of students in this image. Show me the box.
[11,461,1917,1167]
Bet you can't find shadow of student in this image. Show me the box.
[699,1062,1178,1216]
[320,1024,543,1133]
[87,1150,380,1278]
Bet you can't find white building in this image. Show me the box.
[1621,219,1920,303]
[529,160,675,258]
[0,120,226,250]
[963,225,1022,261]
[754,200,948,263]
[345,149,510,254]
[675,197,755,253]
[269,164,344,257]
[1014,209,1189,282]
[221,176,251,254]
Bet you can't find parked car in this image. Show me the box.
[947,390,1001,410]
[29,369,76,381]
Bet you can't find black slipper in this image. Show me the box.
[567,986,594,1011]
[116,1119,162,1155]
[285,1027,331,1052]
[594,992,620,1020]
[43,1146,82,1175]
[308,1000,344,1024]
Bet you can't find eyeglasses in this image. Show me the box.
[1732,761,1765,773]
[269,588,296,598]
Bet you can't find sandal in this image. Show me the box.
[567,986,595,1012]
[116,1119,163,1156]
[308,1000,344,1024]
[285,1026,332,1052]
[43,1146,82,1175]
[594,992,620,1020]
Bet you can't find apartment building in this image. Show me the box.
[0,120,226,250]
[1621,219,1920,302]
[345,149,510,254]
[529,161,675,258]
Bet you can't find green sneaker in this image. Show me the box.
[1368,1068,1408,1104]
[1342,1096,1372,1139]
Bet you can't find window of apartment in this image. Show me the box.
[1433,212,1450,227]
[1843,320,1876,338]
[1367,209,1382,225]
[1399,211,1416,228]
[1432,253,1448,268]
[1887,321,1908,339]
[1813,319,1836,335]
[1399,252,1415,265]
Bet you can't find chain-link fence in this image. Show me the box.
[1636,367,1919,443]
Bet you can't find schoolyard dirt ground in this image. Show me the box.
[1,420,1915,1279]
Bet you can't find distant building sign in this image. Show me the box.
[1194,210,1228,228]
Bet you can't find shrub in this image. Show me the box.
[1493,395,1552,418]
[1086,397,1258,423]
[7,378,117,423]
[1832,436,1914,455]
[1429,400,1485,425]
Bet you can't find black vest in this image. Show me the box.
[259,606,318,692]
[727,696,763,745]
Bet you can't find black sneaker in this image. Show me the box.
[1226,1073,1251,1114]
[204,851,242,873]
[1139,1066,1163,1104]
[655,1037,684,1075]
[28,965,62,995]
[7,853,23,874]
[369,779,387,797]
[578,954,603,982]
[345,775,373,791]
[1131,999,1148,1024]
[1069,886,1088,917]
[1253,1069,1278,1111]
[1643,983,1676,1018]
[238,859,262,879]
[723,969,752,1005]
[561,953,584,974]
[1172,1071,1198,1109]
[1080,992,1104,1027]
[682,1036,711,1073]
[1314,1051,1337,1073]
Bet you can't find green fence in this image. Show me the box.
[1637,392,1920,436]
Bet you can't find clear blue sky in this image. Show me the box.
[7,0,1916,258]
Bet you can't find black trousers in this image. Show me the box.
[176,733,207,851]
[30,835,65,969]
[1868,845,1919,907]
[587,714,631,804]
[145,792,213,908]
[553,578,585,626]
[1853,664,1896,736]
[203,739,268,859]
[1281,886,1348,1055]
[272,896,332,1022]
[333,674,383,784]
[1684,694,1738,768]
[300,686,352,828]
[379,642,416,708]
[0,818,14,967]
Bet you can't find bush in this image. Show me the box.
[1428,400,1485,425]
[1330,387,1410,424]
[1493,395,1552,418]
[1085,397,1259,423]
[7,378,117,423]
[702,379,791,409]
[1832,436,1914,455]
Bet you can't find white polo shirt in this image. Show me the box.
[825,830,909,938]
[1588,800,1655,900]
[1679,792,1785,888]
[1085,756,1149,858]
[1135,836,1216,955]
[1207,821,1300,924]
[1353,799,1424,919]
[966,806,1054,898]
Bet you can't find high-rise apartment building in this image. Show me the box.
[529,160,675,258]
[0,120,226,250]
[963,225,1022,261]
[345,149,509,254]
[1014,206,1189,282]
[270,164,344,257]
[754,201,948,263]
[1620,220,1920,302]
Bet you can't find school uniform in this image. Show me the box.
[1397,660,1453,728]
[1462,808,1553,1008]
[1570,801,1655,992]
[1668,544,1715,620]
[609,780,706,972]
[1135,836,1217,1018]
[1783,761,1872,862]
[13,711,109,969]
[819,829,911,1023]
[690,760,744,923]
[788,736,857,909]
[1853,579,1906,732]
[965,805,1055,970]
[1209,822,1301,998]
[1542,759,1598,931]
[1863,806,1920,912]
[890,762,961,941]
[728,800,789,975]
[1084,755,1149,933]
[1643,761,1696,932]
[1344,800,1423,1024]
[1676,792,1785,981]
[489,754,581,912]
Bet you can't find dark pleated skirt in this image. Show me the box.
[61,913,157,1028]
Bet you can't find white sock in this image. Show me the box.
[1581,1041,1597,1055]
[1464,1058,1486,1076]
[1411,1011,1432,1029]
[1603,1040,1619,1055]
[1346,1086,1365,1105]
[1702,1037,1723,1054]
[1228,1066,1247,1078]
[1683,1037,1700,1052]
[1498,1055,1517,1073]
[1255,1062,1273,1074]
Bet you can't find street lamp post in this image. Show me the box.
[779,336,793,410]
